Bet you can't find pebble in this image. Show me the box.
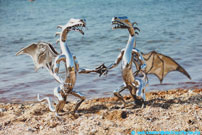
[89,116,95,120]
[0,108,6,112]
[3,121,11,126]
[40,125,43,130]
[18,116,27,122]
[90,129,97,134]
[113,123,118,127]
[104,127,109,130]
[78,132,85,135]
[19,104,25,109]
[97,121,101,126]
[6,103,11,106]
[188,89,193,94]
[49,121,58,128]
[27,127,36,132]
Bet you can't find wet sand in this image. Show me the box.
[0,89,201,135]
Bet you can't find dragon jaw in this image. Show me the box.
[56,18,86,42]
[112,16,131,29]
[112,16,140,36]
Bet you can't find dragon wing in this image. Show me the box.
[16,42,59,72]
[142,51,191,83]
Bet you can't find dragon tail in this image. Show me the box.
[37,94,55,112]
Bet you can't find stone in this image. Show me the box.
[27,127,36,132]
[0,108,6,112]
[90,129,97,134]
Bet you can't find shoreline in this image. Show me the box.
[0,89,201,134]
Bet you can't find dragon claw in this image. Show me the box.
[55,32,61,37]
[95,63,108,77]
[133,27,140,32]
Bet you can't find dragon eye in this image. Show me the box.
[81,19,86,22]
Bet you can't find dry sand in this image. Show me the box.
[0,89,201,135]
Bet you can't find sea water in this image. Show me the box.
[0,0,202,102]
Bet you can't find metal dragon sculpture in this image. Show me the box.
[16,18,103,117]
[99,16,191,107]
[16,17,191,115]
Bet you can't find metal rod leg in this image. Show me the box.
[129,86,137,100]
[70,91,86,114]
[141,88,146,108]
[113,84,127,107]
[130,86,144,106]
[53,86,66,116]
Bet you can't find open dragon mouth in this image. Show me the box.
[112,21,129,30]
[69,23,85,35]
[111,16,130,30]
[111,17,140,36]
[56,19,86,43]
[58,18,86,35]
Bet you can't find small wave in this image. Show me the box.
[87,89,97,94]
[11,38,24,44]
[0,89,9,94]
[151,83,174,87]
[146,40,167,44]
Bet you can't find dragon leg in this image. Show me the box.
[113,84,128,107]
[53,85,67,116]
[131,81,145,107]
[70,90,86,114]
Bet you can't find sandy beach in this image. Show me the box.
[0,89,201,135]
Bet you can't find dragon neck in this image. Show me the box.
[60,40,71,54]
[127,27,136,48]
[133,35,137,48]
[126,35,135,51]
[59,30,71,54]
[59,38,75,68]
[128,27,135,37]
[122,35,135,66]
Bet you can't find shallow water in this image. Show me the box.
[0,0,202,102]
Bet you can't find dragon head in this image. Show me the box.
[56,18,86,42]
[111,16,140,36]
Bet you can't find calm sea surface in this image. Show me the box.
[0,0,202,102]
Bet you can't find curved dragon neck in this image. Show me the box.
[128,27,136,48]
[59,34,74,67]
[134,35,137,48]
[122,35,135,67]
[128,27,135,37]
[60,38,70,54]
